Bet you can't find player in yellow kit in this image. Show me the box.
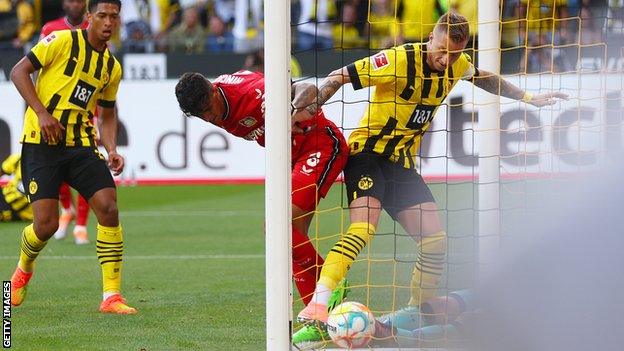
[8,0,136,314]
[292,12,568,348]
[0,154,32,222]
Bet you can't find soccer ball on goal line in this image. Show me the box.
[327,301,376,349]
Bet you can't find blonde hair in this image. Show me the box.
[435,12,469,43]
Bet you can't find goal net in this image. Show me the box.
[279,0,624,348]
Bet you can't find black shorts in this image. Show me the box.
[344,152,435,220]
[21,143,115,202]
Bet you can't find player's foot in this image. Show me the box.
[73,227,90,245]
[297,301,329,323]
[370,318,398,347]
[54,211,75,240]
[99,294,137,315]
[10,267,33,306]
[326,278,349,313]
[378,305,422,331]
[292,322,330,350]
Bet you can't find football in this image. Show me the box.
[326,301,376,348]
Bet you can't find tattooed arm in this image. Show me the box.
[474,68,568,107]
[291,67,351,129]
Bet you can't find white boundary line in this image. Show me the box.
[0,254,265,260]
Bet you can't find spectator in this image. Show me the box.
[332,2,365,49]
[449,0,477,46]
[167,6,205,53]
[120,0,159,52]
[367,0,399,49]
[0,0,35,51]
[518,0,571,73]
[296,0,334,50]
[206,14,233,52]
[396,0,446,43]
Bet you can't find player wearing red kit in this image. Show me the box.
[175,71,349,304]
[40,0,91,244]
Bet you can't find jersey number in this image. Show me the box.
[69,80,96,109]
[405,104,436,130]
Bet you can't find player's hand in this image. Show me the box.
[107,151,125,176]
[291,104,317,134]
[36,111,65,144]
[527,92,569,107]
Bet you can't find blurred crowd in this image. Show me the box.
[0,0,623,70]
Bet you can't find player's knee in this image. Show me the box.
[97,201,119,224]
[34,217,59,238]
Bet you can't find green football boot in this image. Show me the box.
[292,322,330,350]
[326,278,349,313]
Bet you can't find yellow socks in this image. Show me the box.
[18,224,47,272]
[318,222,376,290]
[408,231,447,306]
[96,224,124,295]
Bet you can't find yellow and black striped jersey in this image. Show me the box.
[1,154,31,221]
[346,43,474,168]
[22,29,122,146]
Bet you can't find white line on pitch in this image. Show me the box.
[0,254,265,260]
[119,210,263,217]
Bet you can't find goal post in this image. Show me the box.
[476,0,501,276]
[264,0,292,348]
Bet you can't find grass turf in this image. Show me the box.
[0,181,495,350]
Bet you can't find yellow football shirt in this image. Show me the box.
[346,43,473,169]
[23,29,122,146]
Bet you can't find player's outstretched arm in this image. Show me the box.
[99,106,124,176]
[291,67,351,128]
[473,68,569,107]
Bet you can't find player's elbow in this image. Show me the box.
[10,60,29,85]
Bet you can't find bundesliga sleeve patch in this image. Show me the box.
[371,52,390,70]
[42,33,57,45]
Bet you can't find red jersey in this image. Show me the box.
[40,17,89,39]
[213,70,333,157]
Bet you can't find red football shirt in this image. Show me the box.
[213,70,332,157]
[40,17,89,39]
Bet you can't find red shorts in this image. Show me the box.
[291,122,348,212]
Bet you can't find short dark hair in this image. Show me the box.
[88,0,122,12]
[435,12,469,44]
[175,72,213,117]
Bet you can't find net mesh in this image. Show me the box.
[291,0,623,348]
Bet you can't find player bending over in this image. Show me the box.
[292,11,568,347]
[175,70,349,305]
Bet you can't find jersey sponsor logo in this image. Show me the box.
[69,79,96,109]
[42,33,57,45]
[28,180,38,195]
[239,116,257,127]
[406,104,437,130]
[244,126,265,141]
[214,75,244,85]
[301,152,321,175]
[358,176,374,190]
[371,52,389,70]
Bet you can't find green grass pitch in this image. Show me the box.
[0,182,489,350]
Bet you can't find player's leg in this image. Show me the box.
[73,194,90,244]
[291,125,349,305]
[67,147,136,314]
[54,183,75,240]
[298,152,383,322]
[380,165,446,331]
[11,143,64,306]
